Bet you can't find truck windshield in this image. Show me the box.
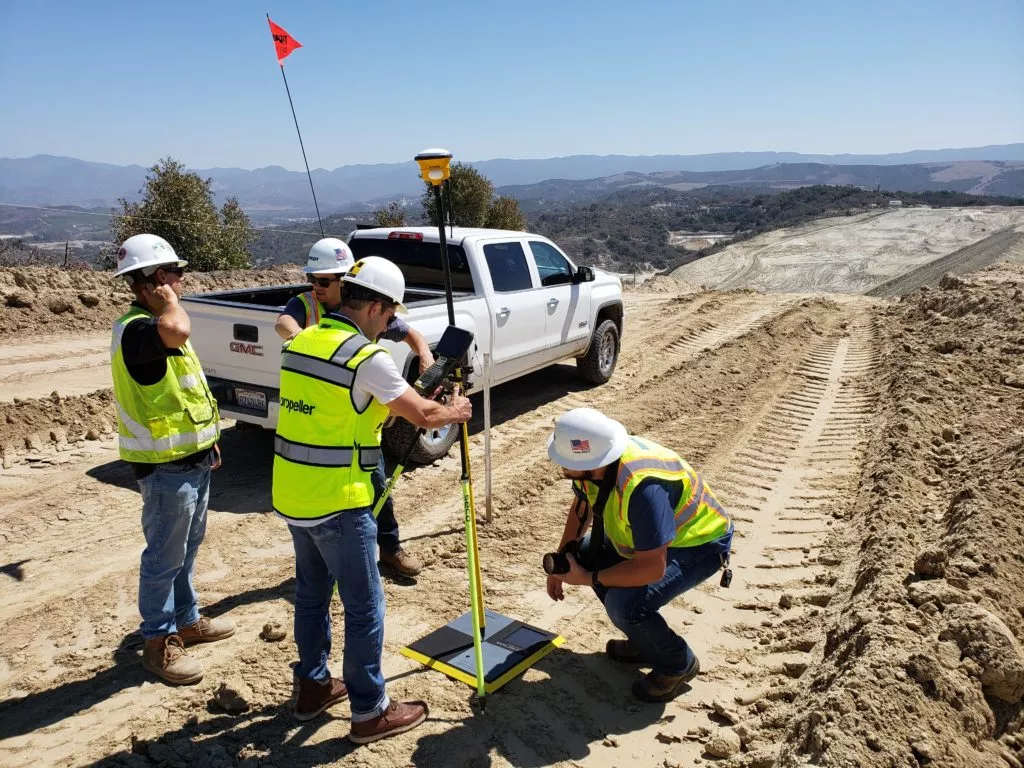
[349,238,474,292]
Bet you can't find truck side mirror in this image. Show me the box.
[573,266,595,284]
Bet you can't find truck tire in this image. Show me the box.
[576,318,619,384]
[383,418,460,465]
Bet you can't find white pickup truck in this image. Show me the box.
[181,226,624,463]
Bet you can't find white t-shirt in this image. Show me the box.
[352,349,410,410]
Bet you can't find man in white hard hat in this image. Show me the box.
[110,234,235,686]
[545,407,733,703]
[275,238,435,578]
[272,256,471,741]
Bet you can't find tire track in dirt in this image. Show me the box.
[0,292,875,768]
[866,226,1023,297]
[369,298,878,766]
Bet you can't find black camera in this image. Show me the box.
[543,540,583,575]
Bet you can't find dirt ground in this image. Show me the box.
[1,244,1023,766]
[670,207,1024,294]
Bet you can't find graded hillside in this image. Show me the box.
[670,207,1024,294]
[0,265,1021,768]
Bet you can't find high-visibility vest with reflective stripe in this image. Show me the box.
[575,436,730,558]
[297,291,323,327]
[110,306,220,463]
[272,316,391,522]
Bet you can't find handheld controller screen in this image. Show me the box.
[413,325,475,395]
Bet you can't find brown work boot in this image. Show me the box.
[178,615,236,646]
[632,656,701,702]
[142,634,203,685]
[294,677,349,721]
[349,700,428,744]
[606,638,643,664]
[379,548,423,578]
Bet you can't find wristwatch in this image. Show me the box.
[591,569,603,589]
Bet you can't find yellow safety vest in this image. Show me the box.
[272,316,391,522]
[575,436,730,558]
[297,291,323,327]
[110,305,220,463]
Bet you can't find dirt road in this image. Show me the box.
[1,264,1022,768]
[0,334,110,403]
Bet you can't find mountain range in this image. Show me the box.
[2,144,1022,216]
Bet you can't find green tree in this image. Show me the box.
[485,195,527,231]
[217,198,259,268]
[421,162,494,227]
[373,200,407,227]
[109,157,256,271]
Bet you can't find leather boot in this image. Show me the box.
[350,700,428,744]
[178,615,236,646]
[142,634,203,685]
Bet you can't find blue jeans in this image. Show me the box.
[584,529,733,676]
[372,457,400,554]
[137,455,212,639]
[288,508,389,721]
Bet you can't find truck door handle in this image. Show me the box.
[496,307,511,318]
[547,298,560,307]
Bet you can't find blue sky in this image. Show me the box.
[1,0,1021,170]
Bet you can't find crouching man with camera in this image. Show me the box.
[544,408,734,703]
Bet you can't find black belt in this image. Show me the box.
[131,446,213,480]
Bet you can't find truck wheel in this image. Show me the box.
[383,418,460,465]
[577,318,619,384]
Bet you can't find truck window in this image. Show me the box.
[349,237,474,292]
[483,242,533,293]
[528,241,573,287]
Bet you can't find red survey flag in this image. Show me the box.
[268,18,302,64]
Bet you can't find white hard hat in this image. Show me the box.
[341,256,407,314]
[305,238,354,275]
[113,234,187,278]
[547,408,629,471]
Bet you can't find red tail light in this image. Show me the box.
[387,232,423,240]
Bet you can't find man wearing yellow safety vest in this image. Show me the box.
[275,238,434,578]
[545,408,734,703]
[110,234,235,686]
[272,256,472,742]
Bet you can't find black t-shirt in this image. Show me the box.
[121,304,212,477]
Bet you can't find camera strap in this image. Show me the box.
[587,459,618,552]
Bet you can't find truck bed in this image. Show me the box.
[183,283,473,312]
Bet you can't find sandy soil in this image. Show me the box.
[1,247,1022,766]
[670,207,1024,294]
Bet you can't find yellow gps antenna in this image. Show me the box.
[415,148,486,701]
[402,149,562,710]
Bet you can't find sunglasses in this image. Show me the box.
[161,266,185,276]
[308,275,339,288]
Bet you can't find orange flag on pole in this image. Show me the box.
[268,18,302,64]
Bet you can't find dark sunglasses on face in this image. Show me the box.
[308,275,339,288]
[161,266,185,276]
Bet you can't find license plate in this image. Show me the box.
[234,387,267,415]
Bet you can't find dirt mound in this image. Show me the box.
[0,265,304,341]
[743,265,1024,767]
[0,391,116,468]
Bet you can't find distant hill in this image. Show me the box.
[502,161,1024,210]
[2,144,1022,214]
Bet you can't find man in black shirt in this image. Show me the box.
[111,234,235,685]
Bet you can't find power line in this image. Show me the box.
[0,202,339,237]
